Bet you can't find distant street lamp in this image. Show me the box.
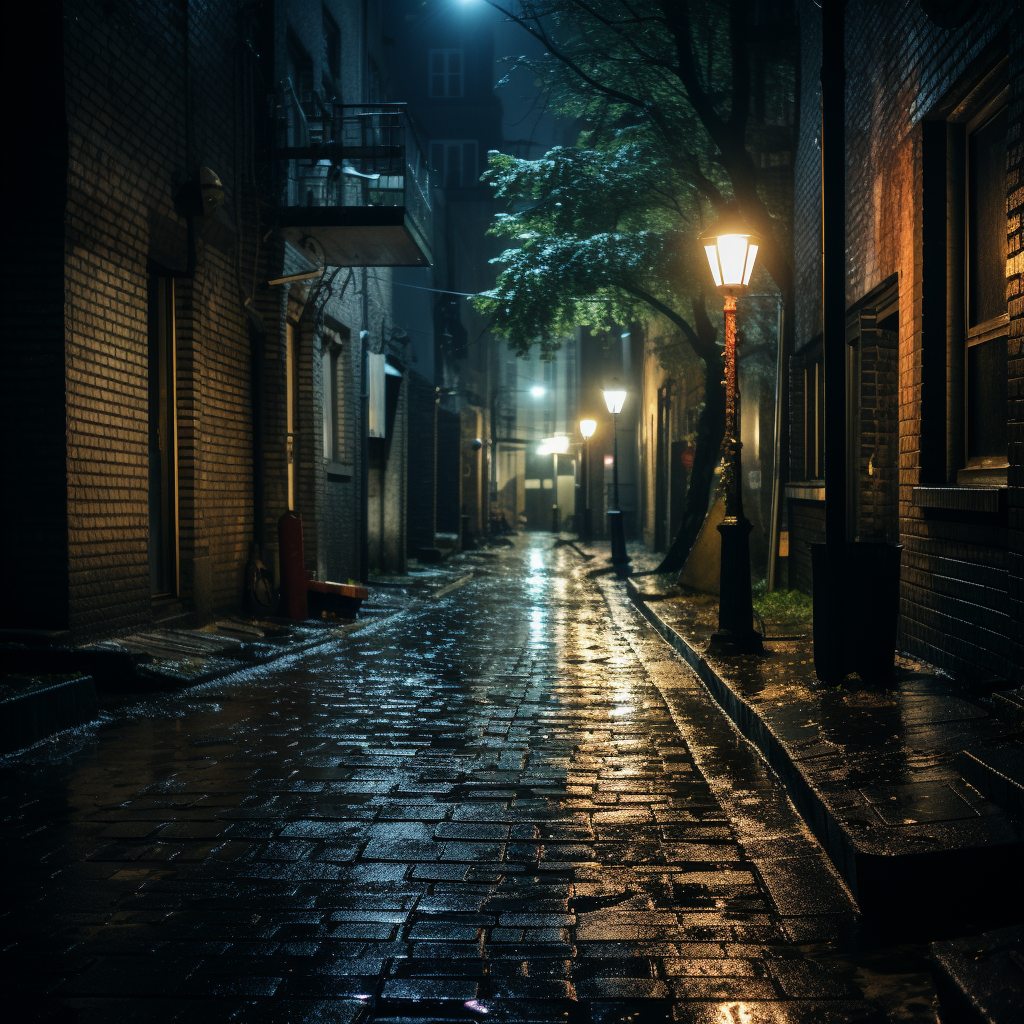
[538,435,570,533]
[602,381,630,574]
[579,418,597,544]
[701,215,763,650]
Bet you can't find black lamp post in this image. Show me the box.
[579,418,596,544]
[701,217,763,650]
[603,382,630,575]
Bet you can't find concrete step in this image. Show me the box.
[932,925,1024,1024]
[626,576,1024,930]
[957,746,1024,819]
[0,674,99,755]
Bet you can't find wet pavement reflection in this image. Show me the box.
[2,539,923,1022]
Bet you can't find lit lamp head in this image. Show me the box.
[700,214,761,296]
[579,418,597,440]
[602,381,627,416]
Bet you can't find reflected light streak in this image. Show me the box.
[717,1003,755,1024]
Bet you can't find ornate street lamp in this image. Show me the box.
[602,381,630,574]
[701,216,763,650]
[579,418,596,545]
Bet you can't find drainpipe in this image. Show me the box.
[818,0,847,679]
[360,272,370,583]
[767,298,784,590]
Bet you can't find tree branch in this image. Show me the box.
[619,282,717,363]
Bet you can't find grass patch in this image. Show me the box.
[753,588,813,633]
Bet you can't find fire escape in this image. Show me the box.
[276,86,433,267]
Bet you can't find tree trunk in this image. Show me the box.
[653,358,725,575]
[652,292,724,575]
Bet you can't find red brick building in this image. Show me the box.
[788,0,1023,683]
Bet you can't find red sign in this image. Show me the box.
[604,455,614,467]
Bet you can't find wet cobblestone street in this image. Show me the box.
[2,539,912,1023]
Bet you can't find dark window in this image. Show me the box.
[968,105,1008,327]
[322,7,341,81]
[802,356,823,480]
[966,335,1008,461]
[964,99,1008,469]
[429,49,463,98]
[287,35,314,103]
[430,139,478,188]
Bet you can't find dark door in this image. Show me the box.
[148,276,177,596]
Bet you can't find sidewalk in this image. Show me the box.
[612,564,1024,929]
[0,557,482,757]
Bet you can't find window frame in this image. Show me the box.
[429,139,479,189]
[320,328,349,475]
[962,85,1009,482]
[428,49,464,99]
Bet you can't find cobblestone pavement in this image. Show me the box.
[2,538,916,1023]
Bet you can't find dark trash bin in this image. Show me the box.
[812,541,903,683]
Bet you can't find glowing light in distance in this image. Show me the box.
[537,435,570,455]
[530,386,546,398]
[579,419,597,439]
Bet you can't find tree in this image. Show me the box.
[475,0,796,573]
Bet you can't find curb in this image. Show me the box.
[0,675,99,756]
[626,577,1024,928]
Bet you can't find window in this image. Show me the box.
[287,34,314,103]
[322,7,340,81]
[429,49,463,98]
[321,344,339,462]
[802,354,824,480]
[429,139,479,188]
[965,100,1009,470]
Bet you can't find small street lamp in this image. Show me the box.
[701,215,763,650]
[579,418,596,544]
[538,435,570,534]
[602,381,630,574]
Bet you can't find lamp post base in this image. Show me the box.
[712,516,762,651]
[580,508,593,546]
[607,509,631,576]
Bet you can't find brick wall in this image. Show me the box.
[406,370,438,556]
[793,0,1023,683]
[1008,25,1024,666]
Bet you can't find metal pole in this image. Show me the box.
[582,436,592,544]
[713,295,761,650]
[552,451,559,533]
[817,0,847,680]
[608,412,629,571]
[767,299,785,590]
[612,415,620,509]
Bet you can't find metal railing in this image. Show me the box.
[276,89,431,241]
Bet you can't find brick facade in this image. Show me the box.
[791,0,1023,684]
[2,1,415,642]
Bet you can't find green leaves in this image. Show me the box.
[473,145,701,357]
